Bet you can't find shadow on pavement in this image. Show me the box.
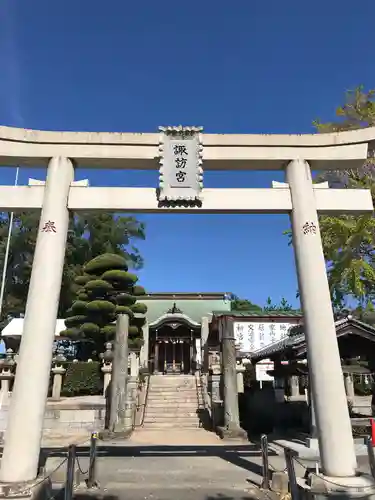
[71,492,264,500]
[41,442,273,489]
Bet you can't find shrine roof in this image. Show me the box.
[212,310,303,319]
[250,317,375,362]
[141,294,231,325]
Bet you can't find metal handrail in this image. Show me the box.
[136,372,151,427]
[260,434,271,490]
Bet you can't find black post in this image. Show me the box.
[65,444,76,500]
[284,448,299,500]
[87,432,99,488]
[260,434,270,490]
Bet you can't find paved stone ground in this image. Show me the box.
[71,487,276,500]
[45,427,375,500]
[46,429,285,500]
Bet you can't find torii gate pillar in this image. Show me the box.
[0,157,74,483]
[286,159,357,477]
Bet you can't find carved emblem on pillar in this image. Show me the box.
[158,126,203,204]
[41,220,57,233]
[302,221,317,235]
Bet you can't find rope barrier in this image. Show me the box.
[291,455,374,490]
[260,433,375,498]
[1,432,98,499]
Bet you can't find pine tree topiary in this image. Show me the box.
[62,253,147,352]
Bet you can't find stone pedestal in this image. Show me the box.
[344,373,355,401]
[307,471,375,499]
[290,375,300,398]
[51,365,66,400]
[0,368,14,396]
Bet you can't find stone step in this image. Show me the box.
[145,411,199,418]
[142,421,201,428]
[150,380,197,384]
[148,388,197,392]
[148,387,197,395]
[149,392,197,396]
[145,411,198,420]
[146,409,199,414]
[144,418,203,427]
[150,389,197,393]
[151,378,196,381]
[147,399,198,411]
[150,383,197,386]
[146,401,199,408]
[147,393,198,398]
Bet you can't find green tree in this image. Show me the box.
[285,86,375,311]
[63,253,147,355]
[0,212,145,322]
[263,296,295,312]
[230,294,262,311]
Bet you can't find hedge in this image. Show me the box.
[61,361,102,397]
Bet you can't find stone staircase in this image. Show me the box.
[143,374,204,429]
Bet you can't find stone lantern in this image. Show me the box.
[0,349,16,395]
[51,346,66,401]
[100,342,113,396]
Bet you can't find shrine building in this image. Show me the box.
[138,292,303,374]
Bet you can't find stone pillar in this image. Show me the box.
[0,157,74,483]
[209,372,223,429]
[195,338,202,370]
[51,365,66,401]
[289,375,300,398]
[125,376,137,430]
[0,350,15,396]
[154,341,159,374]
[102,364,112,397]
[189,332,194,374]
[220,317,246,439]
[201,316,209,373]
[305,381,319,449]
[130,352,139,377]
[286,158,356,477]
[344,373,355,401]
[0,371,12,394]
[273,359,285,403]
[140,321,149,369]
[109,314,129,434]
[236,362,245,393]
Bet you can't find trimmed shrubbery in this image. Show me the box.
[62,253,147,352]
[61,361,102,396]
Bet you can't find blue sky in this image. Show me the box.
[0,0,374,308]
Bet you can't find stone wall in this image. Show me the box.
[0,396,106,439]
[0,350,142,441]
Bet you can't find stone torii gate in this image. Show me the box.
[0,125,373,486]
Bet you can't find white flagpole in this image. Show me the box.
[0,166,20,319]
